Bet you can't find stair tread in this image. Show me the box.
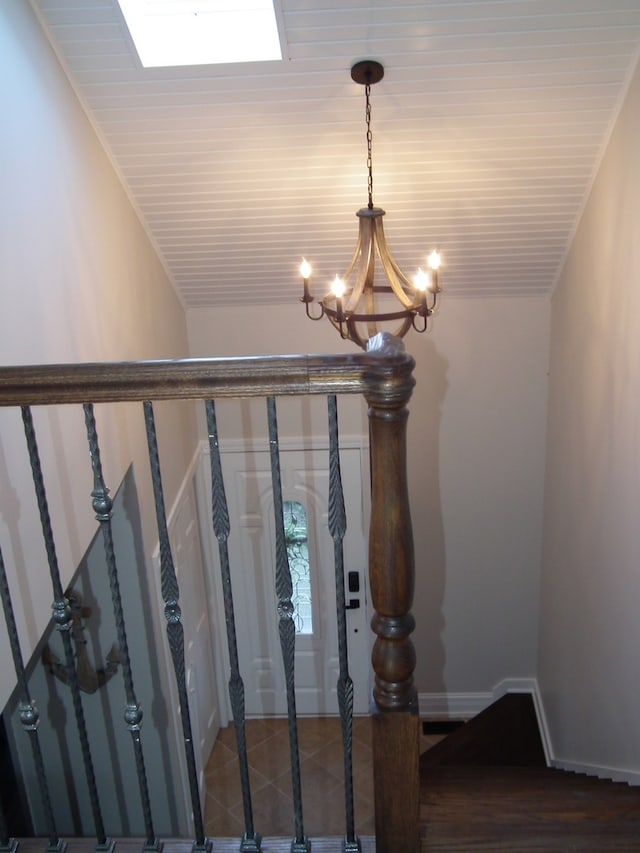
[423,764,640,798]
[421,766,640,850]
[419,694,640,850]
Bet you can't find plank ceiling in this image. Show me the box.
[32,0,640,307]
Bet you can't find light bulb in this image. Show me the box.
[413,268,430,292]
[300,258,312,279]
[331,275,346,298]
[427,250,441,271]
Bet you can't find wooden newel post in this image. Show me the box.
[364,334,419,853]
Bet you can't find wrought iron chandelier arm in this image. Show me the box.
[411,312,428,333]
[300,263,325,320]
[302,296,325,321]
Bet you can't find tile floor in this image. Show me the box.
[203,716,444,841]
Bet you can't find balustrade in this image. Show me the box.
[0,336,418,853]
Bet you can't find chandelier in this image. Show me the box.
[300,60,441,350]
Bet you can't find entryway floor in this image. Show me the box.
[204,716,443,840]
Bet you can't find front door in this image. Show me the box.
[216,444,370,717]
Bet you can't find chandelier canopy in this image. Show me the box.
[300,60,441,350]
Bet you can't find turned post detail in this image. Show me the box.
[364,334,420,853]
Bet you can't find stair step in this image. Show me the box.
[421,765,640,850]
[419,693,640,849]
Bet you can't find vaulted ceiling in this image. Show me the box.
[33,1,640,307]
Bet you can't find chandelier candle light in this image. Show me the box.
[300,60,442,349]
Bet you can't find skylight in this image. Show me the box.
[116,0,283,68]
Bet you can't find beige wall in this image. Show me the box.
[188,296,550,699]
[413,297,549,695]
[0,0,196,706]
[538,57,640,774]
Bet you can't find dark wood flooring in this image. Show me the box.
[419,693,640,851]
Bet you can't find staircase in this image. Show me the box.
[419,693,640,851]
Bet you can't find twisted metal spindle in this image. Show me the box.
[266,397,310,853]
[0,542,63,853]
[204,400,261,852]
[143,402,210,853]
[327,396,361,853]
[21,406,113,853]
[82,404,161,853]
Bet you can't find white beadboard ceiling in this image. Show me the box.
[33,0,640,307]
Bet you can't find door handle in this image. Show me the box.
[345,598,360,610]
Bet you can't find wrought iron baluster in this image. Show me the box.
[0,542,63,853]
[204,400,261,852]
[328,395,361,853]
[143,402,210,853]
[0,796,9,853]
[266,397,310,853]
[21,406,113,853]
[0,792,15,853]
[82,404,161,853]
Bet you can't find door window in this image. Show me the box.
[283,500,313,635]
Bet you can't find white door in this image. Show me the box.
[216,444,371,717]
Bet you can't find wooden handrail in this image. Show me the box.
[0,350,413,406]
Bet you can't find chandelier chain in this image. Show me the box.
[365,82,373,209]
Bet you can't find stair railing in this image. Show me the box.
[0,334,419,853]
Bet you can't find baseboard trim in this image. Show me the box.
[496,679,640,784]
[549,757,640,787]
[418,691,493,721]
